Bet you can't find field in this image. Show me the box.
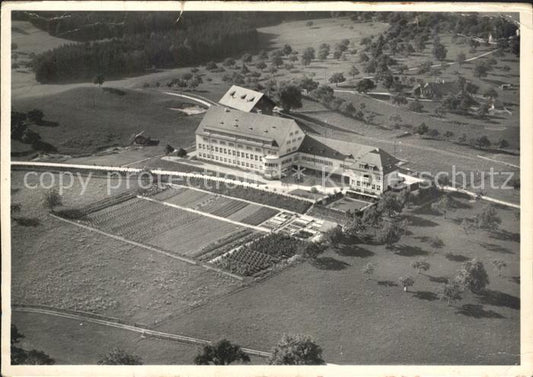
[154,195,520,364]
[10,172,242,326]
[11,311,264,365]
[12,87,202,156]
[152,186,279,226]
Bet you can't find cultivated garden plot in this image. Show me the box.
[83,197,245,257]
[150,186,281,226]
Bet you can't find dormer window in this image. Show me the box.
[241,94,247,99]
[230,91,236,97]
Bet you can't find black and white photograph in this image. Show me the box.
[1,2,532,376]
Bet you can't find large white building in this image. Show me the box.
[195,87,401,197]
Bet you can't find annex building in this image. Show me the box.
[195,86,401,197]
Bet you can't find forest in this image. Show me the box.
[17,11,519,83]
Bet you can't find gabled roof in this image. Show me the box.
[196,106,298,147]
[298,135,399,174]
[218,85,274,112]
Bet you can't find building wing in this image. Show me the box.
[298,135,399,174]
[196,106,299,148]
[218,85,273,112]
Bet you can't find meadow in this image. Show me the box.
[10,172,243,326]
[154,195,520,364]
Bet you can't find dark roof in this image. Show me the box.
[218,85,274,112]
[298,135,399,174]
[196,106,298,147]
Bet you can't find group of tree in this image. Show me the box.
[194,335,324,365]
[32,15,262,83]
[439,259,491,305]
[11,325,55,365]
[11,110,57,153]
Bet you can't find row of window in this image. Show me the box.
[201,136,271,152]
[200,153,259,169]
[300,155,334,166]
[355,181,381,190]
[198,144,262,161]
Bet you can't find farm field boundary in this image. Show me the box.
[50,213,244,281]
[138,196,271,233]
[12,305,271,358]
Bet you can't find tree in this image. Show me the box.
[461,218,474,234]
[241,53,252,62]
[362,263,376,280]
[497,138,509,149]
[416,122,428,135]
[282,44,293,55]
[324,225,343,248]
[269,334,325,365]
[491,258,507,277]
[412,259,430,274]
[11,325,55,365]
[455,259,489,293]
[475,204,501,230]
[475,135,491,149]
[474,61,489,78]
[358,51,369,63]
[223,57,236,67]
[176,147,187,157]
[408,100,423,113]
[417,60,433,74]
[456,52,466,65]
[194,339,250,365]
[299,77,319,92]
[355,78,375,93]
[27,109,44,125]
[392,93,408,106]
[444,131,454,140]
[278,84,302,112]
[433,42,448,61]
[398,275,415,292]
[43,188,62,209]
[348,65,360,78]
[301,47,315,66]
[329,72,345,87]
[271,55,283,67]
[430,236,445,248]
[98,348,143,365]
[93,73,105,87]
[165,144,175,155]
[376,220,406,250]
[303,242,326,259]
[377,191,404,217]
[256,61,267,70]
[206,61,217,70]
[483,87,498,98]
[439,282,463,305]
[318,48,329,60]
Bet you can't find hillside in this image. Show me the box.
[12,87,202,155]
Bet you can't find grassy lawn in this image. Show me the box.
[154,196,519,365]
[328,196,370,212]
[12,87,202,156]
